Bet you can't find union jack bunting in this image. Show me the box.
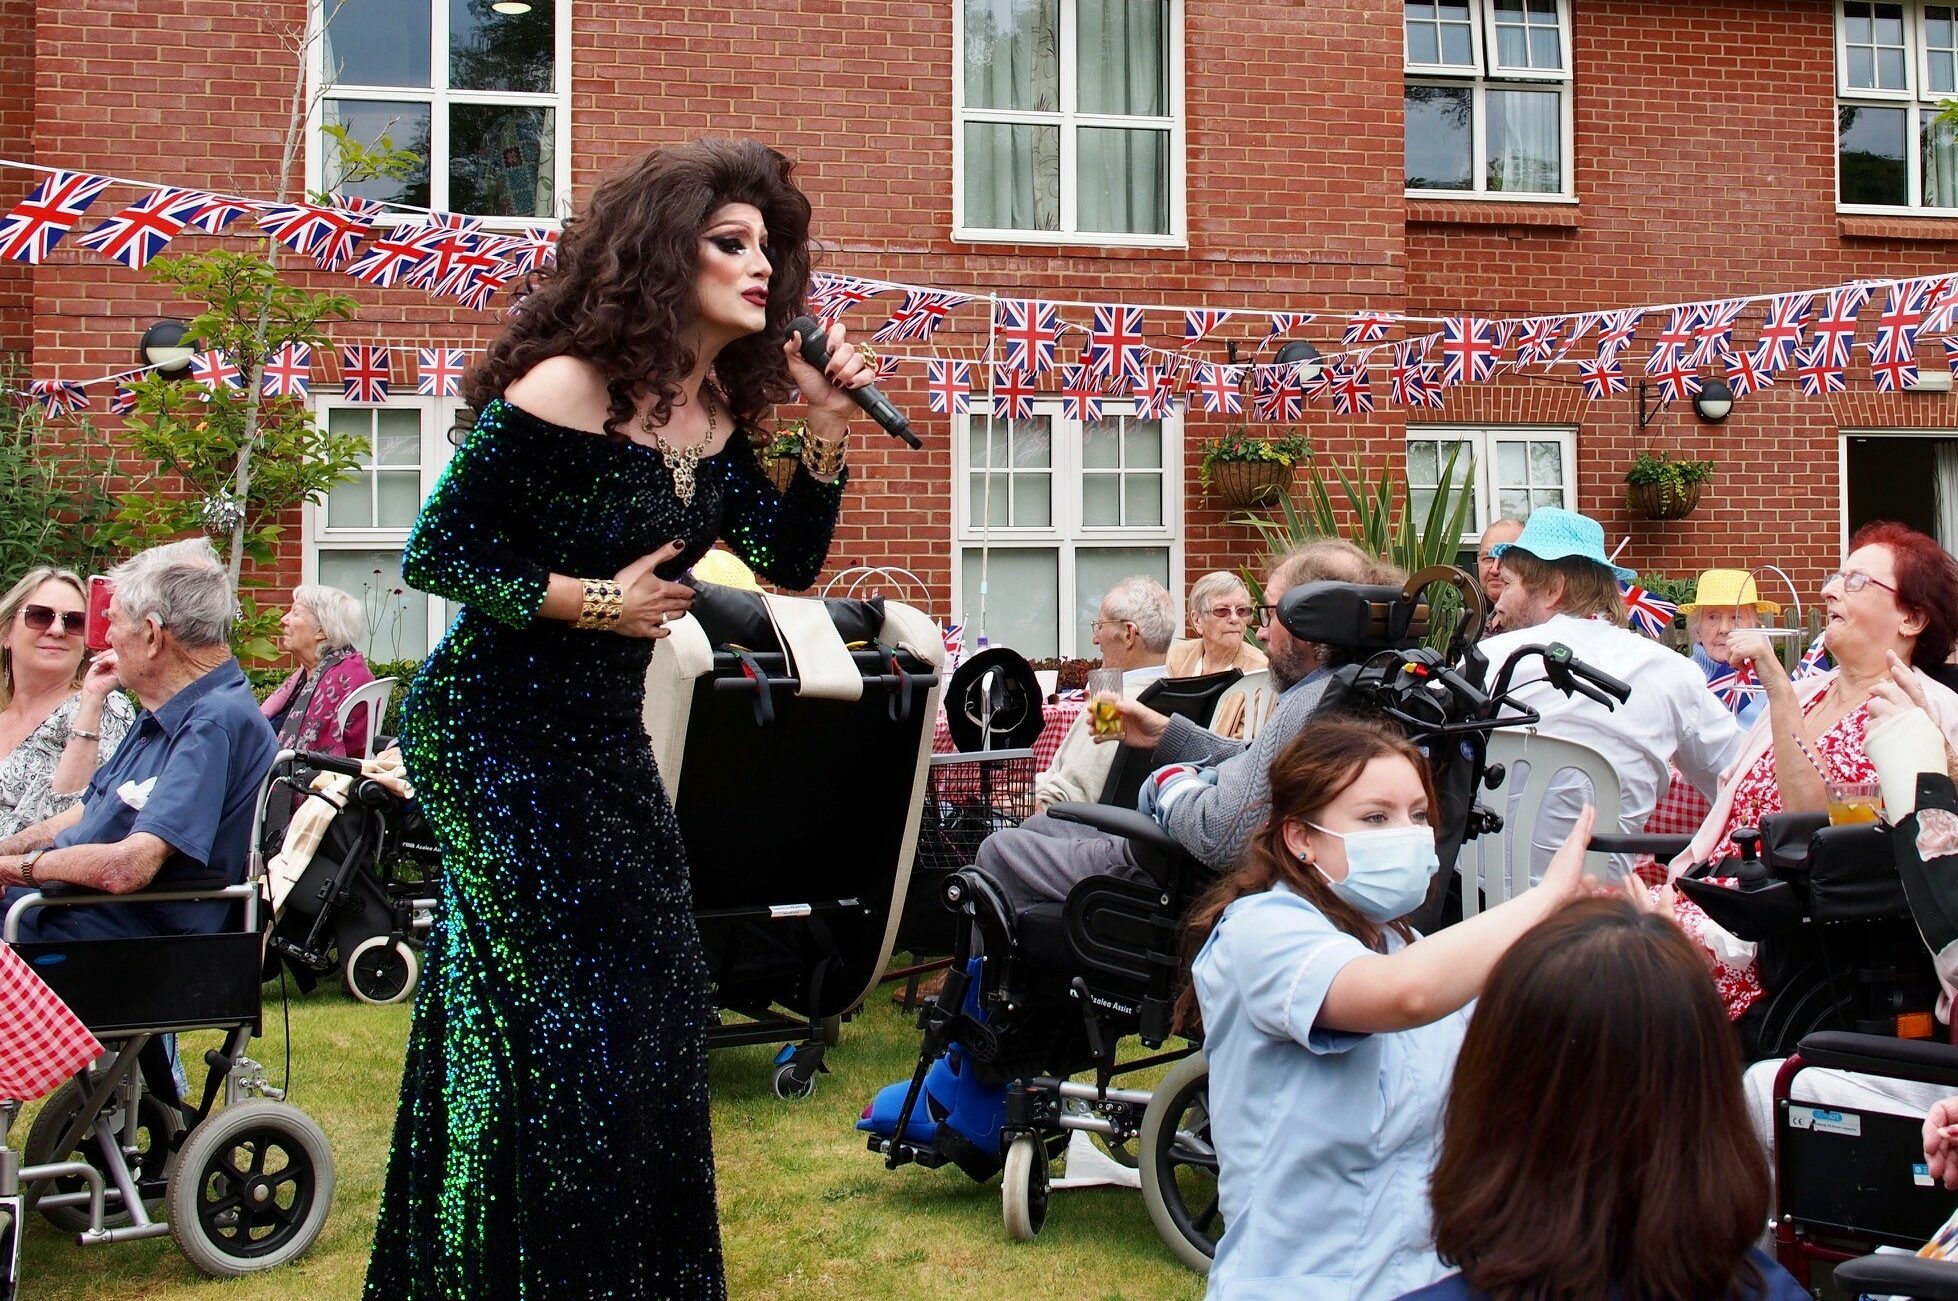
[1343,311,1394,344]
[1945,334,1958,373]
[27,380,88,419]
[1872,278,1930,365]
[1643,305,1698,373]
[1869,337,1919,393]
[1184,308,1232,342]
[430,243,507,299]
[1924,276,1958,335]
[926,359,972,415]
[1511,317,1561,367]
[942,623,964,669]
[1577,356,1628,399]
[1793,340,1845,396]
[1595,309,1642,358]
[1545,312,1599,368]
[1303,365,1335,407]
[340,344,392,403]
[1754,293,1812,372]
[1721,343,1775,398]
[260,342,312,399]
[1794,633,1832,680]
[406,218,489,291]
[499,225,558,276]
[75,187,206,268]
[1080,305,1149,385]
[1253,366,1304,421]
[1193,363,1244,415]
[1135,365,1177,420]
[253,203,372,269]
[1329,362,1374,415]
[0,170,112,263]
[1437,317,1501,386]
[109,382,138,415]
[1261,311,1313,344]
[1619,581,1678,639]
[991,365,1036,421]
[344,225,435,288]
[1412,361,1447,408]
[873,289,969,343]
[994,298,1065,376]
[417,347,468,398]
[1389,341,1429,407]
[808,274,889,326]
[1705,661,1763,715]
[185,194,255,233]
[1811,284,1873,365]
[875,354,901,381]
[1686,299,1746,368]
[1058,363,1103,424]
[188,350,244,392]
[452,266,516,312]
[1647,350,1701,403]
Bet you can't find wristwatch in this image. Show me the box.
[19,848,45,887]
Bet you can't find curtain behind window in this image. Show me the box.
[1487,88,1559,193]
[1935,441,1958,558]
[1077,0,1167,233]
[964,0,1061,229]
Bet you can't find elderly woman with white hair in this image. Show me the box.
[260,584,377,759]
[1167,571,1269,679]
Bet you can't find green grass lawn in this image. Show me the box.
[17,979,1206,1300]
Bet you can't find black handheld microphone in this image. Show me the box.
[786,315,921,449]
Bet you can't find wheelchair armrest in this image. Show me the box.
[1794,1031,1958,1087]
[1586,833,1692,858]
[1045,802,1188,890]
[5,876,249,941]
[1832,1253,1958,1300]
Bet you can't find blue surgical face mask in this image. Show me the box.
[1305,822,1441,922]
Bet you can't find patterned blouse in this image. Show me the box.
[0,690,136,840]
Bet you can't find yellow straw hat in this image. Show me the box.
[1677,568,1781,616]
[688,548,762,592]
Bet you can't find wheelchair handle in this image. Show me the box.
[296,751,366,777]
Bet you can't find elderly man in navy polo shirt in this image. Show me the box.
[0,538,277,940]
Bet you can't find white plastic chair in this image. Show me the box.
[1212,669,1275,741]
[334,676,397,760]
[1459,729,1624,916]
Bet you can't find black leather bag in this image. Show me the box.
[683,580,885,651]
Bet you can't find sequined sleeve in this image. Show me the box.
[400,402,552,629]
[712,440,847,592]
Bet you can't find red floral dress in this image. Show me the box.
[1665,690,1877,1019]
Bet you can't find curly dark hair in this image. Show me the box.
[463,138,814,439]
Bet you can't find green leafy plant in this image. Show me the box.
[1637,572,1699,608]
[1625,449,1715,515]
[1196,427,1313,489]
[0,361,120,578]
[763,418,807,460]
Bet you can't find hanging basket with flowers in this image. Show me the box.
[1625,450,1715,521]
[760,420,805,494]
[1198,428,1313,510]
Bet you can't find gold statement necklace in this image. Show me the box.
[643,389,715,507]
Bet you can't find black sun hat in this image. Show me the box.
[942,645,1046,752]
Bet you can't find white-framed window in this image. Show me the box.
[1836,1,1958,212]
[1403,0,1574,200]
[953,401,1182,659]
[310,0,571,223]
[953,0,1187,246]
[1405,425,1576,542]
[306,395,461,662]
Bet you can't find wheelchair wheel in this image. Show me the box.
[167,1100,335,1277]
[770,1061,819,1100]
[1755,971,1848,1060]
[1140,1052,1221,1274]
[24,1076,182,1232]
[344,936,420,1006]
[1001,1132,1051,1241]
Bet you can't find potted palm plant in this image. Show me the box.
[1198,427,1313,510]
[1625,450,1714,521]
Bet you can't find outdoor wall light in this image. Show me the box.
[1273,339,1324,386]
[1692,375,1734,423]
[138,319,195,376]
[490,1,533,12]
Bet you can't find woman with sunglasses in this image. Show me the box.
[0,567,132,840]
[1167,572,1268,740]
[1666,522,1958,1037]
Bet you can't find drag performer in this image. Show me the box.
[364,138,868,1300]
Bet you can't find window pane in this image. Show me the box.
[450,0,555,93]
[326,474,375,529]
[1078,127,1170,235]
[319,549,429,661]
[1848,46,1876,88]
[971,424,1006,468]
[1083,473,1122,524]
[1408,439,1440,484]
[1530,487,1565,510]
[1925,115,1958,208]
[961,548,1059,659]
[1124,473,1163,526]
[1840,105,1909,205]
[1487,89,1561,193]
[1125,419,1163,468]
[1011,417,1052,468]
[1012,473,1053,527]
[377,408,421,464]
[970,475,1009,527]
[1845,4,1871,46]
[1874,7,1905,48]
[1408,22,1440,65]
[963,0,1060,111]
[1529,439,1562,484]
[376,471,423,528]
[1083,425,1121,468]
[322,100,432,208]
[1075,548,1170,652]
[1931,51,1956,96]
[1439,14,1474,64]
[1499,488,1531,518]
[1076,0,1167,115]
[1496,439,1526,484]
[964,122,1061,230]
[1877,45,1907,88]
[450,104,555,219]
[1406,85,1473,190]
[1496,26,1527,67]
[324,0,431,87]
[1528,27,1561,69]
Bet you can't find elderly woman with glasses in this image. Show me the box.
[0,567,134,839]
[1667,522,1958,1029]
[1167,571,1269,679]
[260,584,377,759]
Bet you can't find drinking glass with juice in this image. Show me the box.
[1086,668,1124,739]
[1827,780,1883,825]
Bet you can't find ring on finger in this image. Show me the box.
[857,341,876,366]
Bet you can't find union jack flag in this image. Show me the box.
[808,275,889,327]
[1794,340,1845,396]
[1545,312,1598,369]
[1647,350,1702,403]
[430,242,507,299]
[185,194,255,233]
[1193,363,1244,415]
[345,225,435,288]
[1596,309,1642,359]
[1261,311,1313,345]
[1329,362,1374,415]
[1945,334,1958,373]
[1755,293,1812,372]
[1577,356,1628,399]
[926,358,971,415]
[0,170,112,263]
[1438,317,1501,386]
[417,347,468,397]
[1872,278,1931,366]
[1389,341,1430,407]
[1685,299,1746,367]
[406,218,489,291]
[1924,276,1958,335]
[875,353,901,381]
[75,187,206,268]
[497,225,558,276]
[109,381,139,415]
[1080,305,1148,385]
[1343,311,1394,344]
[1619,581,1678,639]
[1722,344,1775,398]
[991,365,1036,420]
[260,342,312,399]
[1059,363,1104,424]
[451,265,517,312]
[1869,337,1919,392]
[1184,308,1232,342]
[27,380,88,419]
[1134,365,1177,419]
[1302,365,1335,407]
[1794,633,1832,680]
[340,344,392,403]
[1644,305,1698,373]
[1511,317,1561,367]
[1705,661,1763,714]
[1811,284,1873,365]
[942,622,964,669]
[1412,361,1447,408]
[254,202,372,269]
[874,289,970,343]
[188,350,244,392]
[995,298,1065,376]
[1253,365,1304,421]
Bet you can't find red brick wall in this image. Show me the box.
[0,0,35,358]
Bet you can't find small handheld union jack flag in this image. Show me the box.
[1811,284,1873,365]
[991,365,1036,421]
[994,298,1064,376]
[1754,293,1811,372]
[418,347,468,398]
[1059,363,1103,424]
[75,187,206,269]
[926,359,971,415]
[1794,340,1845,396]
[260,343,312,399]
[189,351,244,393]
[1253,366,1304,422]
[874,290,970,343]
[941,622,964,670]
[341,344,392,403]
[1577,356,1627,399]
[1081,305,1148,385]
[1438,318,1501,386]
[1705,661,1763,715]
[1619,581,1678,639]
[1794,632,1832,680]
[0,170,112,263]
[1184,308,1232,343]
[1343,311,1394,345]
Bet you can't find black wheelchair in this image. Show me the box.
[0,769,336,1294]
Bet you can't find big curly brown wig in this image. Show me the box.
[463,138,813,439]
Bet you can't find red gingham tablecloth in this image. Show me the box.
[0,941,100,1101]
[933,698,1085,771]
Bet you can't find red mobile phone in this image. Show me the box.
[84,576,114,653]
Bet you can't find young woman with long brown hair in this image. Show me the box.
[1185,715,1593,1299]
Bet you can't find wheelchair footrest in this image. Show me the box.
[864,1134,950,1170]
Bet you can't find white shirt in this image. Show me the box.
[1475,614,1743,878]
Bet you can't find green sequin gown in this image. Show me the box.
[363,398,845,1300]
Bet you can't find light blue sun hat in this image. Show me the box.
[1489,507,1636,583]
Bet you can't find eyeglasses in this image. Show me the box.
[1254,604,1280,628]
[20,604,86,635]
[1089,618,1134,633]
[1203,605,1255,621]
[1825,569,1899,596]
